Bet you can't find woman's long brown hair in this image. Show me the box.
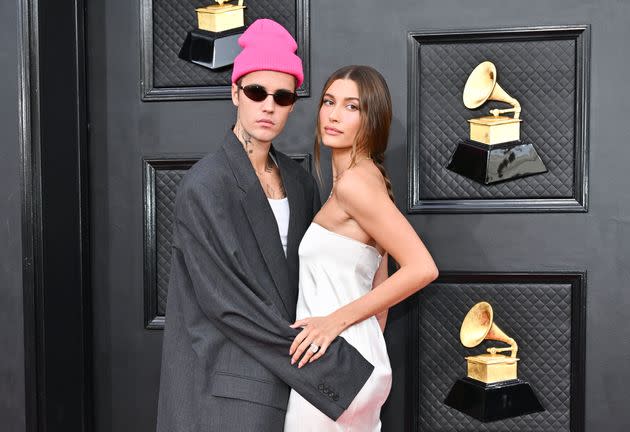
[314,65,394,201]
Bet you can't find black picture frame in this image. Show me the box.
[407,25,590,213]
[140,0,311,101]
[407,271,586,432]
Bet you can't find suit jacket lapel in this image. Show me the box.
[276,153,306,317]
[222,131,292,318]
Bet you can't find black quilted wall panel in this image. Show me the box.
[153,0,295,88]
[155,168,186,316]
[142,0,310,99]
[418,40,575,199]
[410,273,585,432]
[407,26,589,213]
[144,154,311,328]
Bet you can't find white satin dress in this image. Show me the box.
[284,223,392,431]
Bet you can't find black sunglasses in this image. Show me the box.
[238,84,298,106]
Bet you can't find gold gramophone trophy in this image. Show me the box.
[444,302,544,422]
[179,0,247,70]
[446,61,548,184]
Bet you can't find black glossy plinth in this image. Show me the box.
[178,27,245,70]
[446,139,548,185]
[444,377,544,422]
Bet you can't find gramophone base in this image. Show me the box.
[178,27,245,70]
[444,377,544,422]
[466,354,519,383]
[446,139,547,185]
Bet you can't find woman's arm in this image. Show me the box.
[290,168,439,366]
[373,253,389,332]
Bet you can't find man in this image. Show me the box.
[156,19,373,431]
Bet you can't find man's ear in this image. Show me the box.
[231,83,240,107]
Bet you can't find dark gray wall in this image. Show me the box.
[357,1,627,430]
[0,0,26,430]
[83,0,626,431]
[113,2,628,429]
[5,0,628,430]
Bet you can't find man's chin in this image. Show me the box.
[252,129,281,144]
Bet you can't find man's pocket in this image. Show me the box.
[210,371,290,411]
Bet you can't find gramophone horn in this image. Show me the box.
[462,61,521,119]
[460,302,518,357]
[463,61,497,109]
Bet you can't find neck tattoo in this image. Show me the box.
[235,121,284,199]
[236,121,253,154]
[254,156,274,176]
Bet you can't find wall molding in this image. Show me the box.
[140,0,311,101]
[407,271,586,432]
[18,0,91,430]
[407,25,590,213]
[143,153,312,330]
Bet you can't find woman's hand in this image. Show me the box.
[289,315,347,368]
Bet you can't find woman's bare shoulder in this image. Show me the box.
[335,161,388,208]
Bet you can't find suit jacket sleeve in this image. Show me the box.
[171,180,373,421]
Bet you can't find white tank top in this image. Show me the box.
[268,197,290,256]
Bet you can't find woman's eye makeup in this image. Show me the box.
[322,96,360,111]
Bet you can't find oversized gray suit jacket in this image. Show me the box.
[156,131,374,432]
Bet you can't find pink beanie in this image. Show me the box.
[231,19,304,87]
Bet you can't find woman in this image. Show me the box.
[283,65,439,431]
